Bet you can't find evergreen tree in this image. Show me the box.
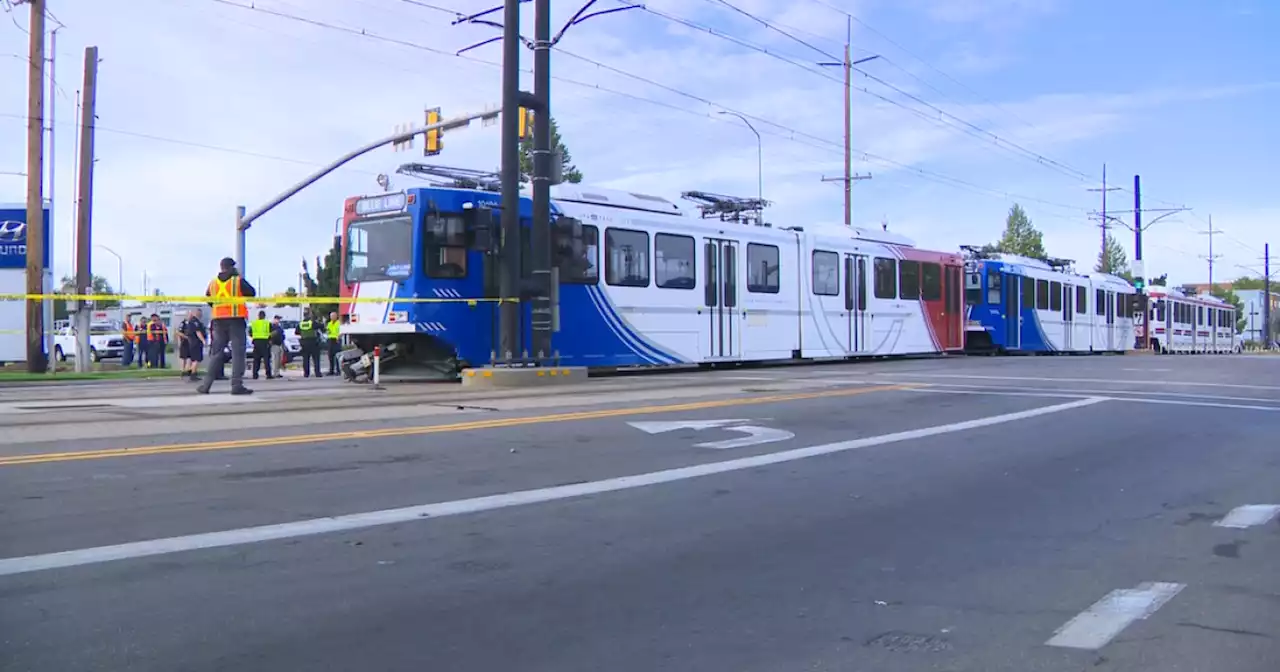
[1229,275,1266,291]
[991,204,1046,259]
[1095,233,1130,276]
[1148,273,1168,287]
[518,117,583,184]
[54,274,118,320]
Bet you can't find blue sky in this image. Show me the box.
[1,0,1276,296]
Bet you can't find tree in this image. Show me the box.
[1148,273,1168,287]
[1095,233,1130,276]
[1210,285,1247,334]
[1229,275,1266,291]
[990,204,1046,259]
[518,116,583,185]
[300,237,342,317]
[276,287,300,307]
[54,274,118,320]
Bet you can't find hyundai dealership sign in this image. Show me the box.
[0,204,51,270]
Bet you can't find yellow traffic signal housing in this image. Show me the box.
[425,107,443,156]
[518,107,534,140]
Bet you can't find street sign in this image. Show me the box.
[0,204,50,270]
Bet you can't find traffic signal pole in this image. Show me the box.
[231,108,499,276]
[498,0,522,363]
[530,0,553,363]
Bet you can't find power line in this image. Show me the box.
[204,0,1096,211]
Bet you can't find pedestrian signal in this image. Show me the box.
[425,107,443,156]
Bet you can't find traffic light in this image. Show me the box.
[425,107,443,156]
[518,107,533,140]
[1134,276,1145,291]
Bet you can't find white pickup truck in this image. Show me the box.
[53,324,126,362]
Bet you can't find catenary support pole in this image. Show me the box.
[25,0,48,373]
[44,24,59,372]
[498,0,522,362]
[1265,243,1272,349]
[530,0,552,363]
[73,46,99,373]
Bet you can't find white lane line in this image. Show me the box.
[887,381,1280,407]
[872,372,1280,392]
[1046,582,1185,650]
[1214,505,1280,529]
[0,397,1107,578]
[1110,397,1280,412]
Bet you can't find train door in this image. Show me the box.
[945,265,963,349]
[1063,284,1074,350]
[844,254,867,352]
[703,238,740,359]
[1003,273,1020,349]
[1105,291,1116,350]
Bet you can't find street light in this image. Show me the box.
[717,111,763,218]
[95,244,123,299]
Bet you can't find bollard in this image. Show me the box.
[372,345,382,387]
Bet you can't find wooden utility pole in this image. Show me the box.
[73,46,99,373]
[818,17,872,228]
[23,0,48,372]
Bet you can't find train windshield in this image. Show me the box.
[346,215,413,283]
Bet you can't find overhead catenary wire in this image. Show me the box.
[198,0,1091,212]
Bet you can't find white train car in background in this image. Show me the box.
[1146,287,1240,354]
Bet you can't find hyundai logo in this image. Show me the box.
[0,220,25,243]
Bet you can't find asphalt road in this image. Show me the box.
[2,354,1279,671]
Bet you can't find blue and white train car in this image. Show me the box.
[964,253,1137,354]
[337,176,966,377]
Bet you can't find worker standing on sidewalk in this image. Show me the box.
[197,257,255,395]
[250,310,274,380]
[269,315,286,378]
[326,311,342,376]
[122,318,136,367]
[135,315,149,369]
[297,308,322,378]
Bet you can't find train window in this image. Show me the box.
[1049,281,1062,312]
[1095,288,1105,316]
[345,215,413,284]
[856,257,868,310]
[873,258,897,299]
[746,243,780,294]
[1021,276,1034,309]
[1154,300,1165,322]
[1035,279,1049,310]
[1075,286,1087,314]
[605,228,650,287]
[965,272,981,305]
[812,250,839,296]
[424,246,467,279]
[984,267,1000,304]
[554,223,599,284]
[922,263,942,301]
[1197,306,1204,325]
[424,213,468,247]
[655,234,696,290]
[899,261,921,299]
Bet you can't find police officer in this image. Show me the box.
[197,257,256,395]
[249,309,273,379]
[296,307,322,378]
[326,311,342,375]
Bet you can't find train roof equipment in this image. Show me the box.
[680,191,770,227]
[395,163,502,192]
[548,184,685,216]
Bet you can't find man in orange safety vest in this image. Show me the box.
[197,257,257,395]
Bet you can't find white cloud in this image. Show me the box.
[0,0,1271,301]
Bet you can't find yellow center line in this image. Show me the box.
[0,384,918,467]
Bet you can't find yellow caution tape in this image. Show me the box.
[0,294,518,306]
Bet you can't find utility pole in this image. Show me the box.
[1265,243,1272,349]
[73,47,99,373]
[1087,164,1122,273]
[1199,215,1222,290]
[45,24,60,372]
[23,0,48,373]
[818,17,874,228]
[529,0,552,364]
